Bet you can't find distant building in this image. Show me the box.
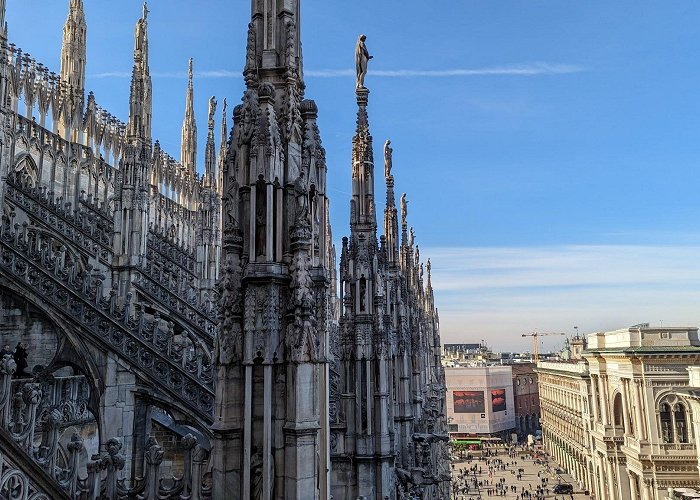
[538,325,700,500]
[511,363,541,437]
[445,366,515,440]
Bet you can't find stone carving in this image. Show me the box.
[355,34,373,89]
[208,95,217,127]
[400,192,407,224]
[294,171,309,225]
[383,139,392,179]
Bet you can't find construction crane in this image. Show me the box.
[522,331,565,363]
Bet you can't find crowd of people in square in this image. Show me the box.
[451,443,580,500]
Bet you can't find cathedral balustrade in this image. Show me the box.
[146,224,197,274]
[5,180,113,265]
[0,219,215,422]
[133,272,216,339]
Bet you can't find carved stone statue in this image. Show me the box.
[383,139,392,179]
[294,171,309,222]
[400,193,407,223]
[135,2,148,51]
[355,34,372,89]
[208,96,217,127]
[223,182,238,229]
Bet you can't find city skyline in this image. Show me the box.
[9,0,700,351]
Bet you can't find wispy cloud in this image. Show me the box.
[91,63,584,80]
[308,63,585,78]
[91,70,240,79]
[423,245,700,351]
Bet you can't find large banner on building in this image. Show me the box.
[491,388,507,412]
[453,391,485,413]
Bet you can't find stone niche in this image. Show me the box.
[0,288,59,374]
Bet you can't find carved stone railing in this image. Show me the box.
[147,229,197,275]
[0,219,215,422]
[136,259,216,338]
[0,356,211,499]
[658,442,696,453]
[6,178,113,264]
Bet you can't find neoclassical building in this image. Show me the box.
[538,325,700,500]
[0,0,448,499]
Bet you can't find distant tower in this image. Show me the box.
[114,2,152,296]
[211,0,334,497]
[60,0,86,95]
[335,61,396,500]
[181,58,197,173]
[127,1,152,144]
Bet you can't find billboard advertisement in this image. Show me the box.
[453,391,485,413]
[491,388,507,413]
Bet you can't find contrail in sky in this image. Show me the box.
[91,63,584,80]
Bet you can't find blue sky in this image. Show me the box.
[9,1,700,351]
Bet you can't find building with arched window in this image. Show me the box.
[538,325,700,500]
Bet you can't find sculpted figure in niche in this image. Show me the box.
[223,179,239,229]
[255,178,266,257]
[355,34,373,89]
[294,172,309,222]
[383,139,392,179]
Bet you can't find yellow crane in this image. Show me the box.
[522,331,565,362]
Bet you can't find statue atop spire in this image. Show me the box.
[400,193,408,225]
[383,139,392,179]
[355,34,372,89]
[134,2,149,63]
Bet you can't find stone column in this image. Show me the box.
[621,379,631,435]
[687,399,700,477]
[600,376,610,426]
[616,461,631,500]
[101,353,136,474]
[591,375,600,423]
[633,380,646,440]
[629,471,639,500]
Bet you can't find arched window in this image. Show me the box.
[674,404,688,443]
[659,397,691,443]
[613,393,623,427]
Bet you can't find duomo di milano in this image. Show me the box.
[0,0,449,499]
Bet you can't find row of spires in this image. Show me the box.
[57,0,223,194]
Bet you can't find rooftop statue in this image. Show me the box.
[208,96,217,126]
[355,34,372,89]
[383,139,392,179]
[400,193,408,223]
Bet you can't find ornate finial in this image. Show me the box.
[427,258,432,288]
[355,34,372,90]
[222,97,227,117]
[142,1,149,20]
[383,139,392,179]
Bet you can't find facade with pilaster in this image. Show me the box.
[538,326,700,500]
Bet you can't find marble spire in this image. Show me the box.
[127,1,152,143]
[60,0,86,94]
[181,58,197,172]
